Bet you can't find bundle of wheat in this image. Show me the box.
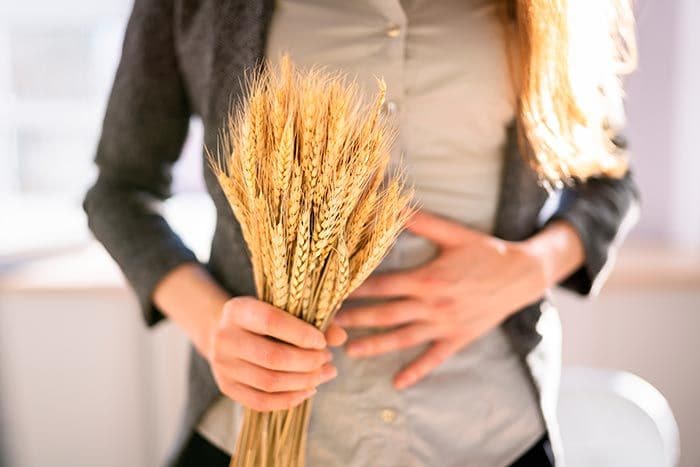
[210,55,413,467]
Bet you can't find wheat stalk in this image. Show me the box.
[210,54,413,467]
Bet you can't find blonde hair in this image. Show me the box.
[504,0,637,186]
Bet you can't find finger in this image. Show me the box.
[406,210,477,248]
[324,324,348,347]
[221,380,316,412]
[345,323,438,358]
[349,270,423,299]
[221,359,337,393]
[227,329,332,372]
[393,338,463,390]
[224,296,326,349]
[334,299,426,328]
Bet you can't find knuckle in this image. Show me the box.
[414,270,434,286]
[221,298,237,317]
[258,372,281,392]
[247,392,268,412]
[219,380,237,400]
[432,275,452,289]
[433,296,457,314]
[226,296,247,313]
[210,336,225,364]
[416,270,450,289]
[259,307,278,333]
[373,278,389,294]
[226,296,254,323]
[261,345,283,367]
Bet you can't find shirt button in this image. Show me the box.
[385,23,402,38]
[384,100,399,116]
[379,408,397,424]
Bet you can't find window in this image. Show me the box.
[1,1,206,260]
[0,1,204,202]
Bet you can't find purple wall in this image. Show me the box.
[625,1,680,241]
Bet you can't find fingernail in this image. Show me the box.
[320,365,338,382]
[346,344,363,357]
[312,334,326,349]
[394,376,412,390]
[305,388,317,398]
[324,350,334,361]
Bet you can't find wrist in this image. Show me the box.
[194,291,229,359]
[513,239,551,293]
[521,220,585,288]
[153,263,231,358]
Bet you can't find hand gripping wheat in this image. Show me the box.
[209,55,413,467]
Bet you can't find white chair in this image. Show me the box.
[557,366,680,467]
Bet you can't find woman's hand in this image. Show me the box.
[207,297,347,412]
[334,210,584,390]
[154,265,347,412]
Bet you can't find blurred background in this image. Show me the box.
[0,0,697,466]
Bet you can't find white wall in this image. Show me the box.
[0,290,189,467]
[1,254,698,467]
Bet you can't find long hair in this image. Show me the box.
[503,0,637,187]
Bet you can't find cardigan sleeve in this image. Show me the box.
[548,135,641,296]
[83,0,198,326]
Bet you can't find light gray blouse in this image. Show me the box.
[198,0,546,464]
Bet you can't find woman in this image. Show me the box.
[84,0,639,465]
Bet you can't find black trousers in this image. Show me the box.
[173,432,554,467]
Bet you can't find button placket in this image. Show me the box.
[380,3,407,273]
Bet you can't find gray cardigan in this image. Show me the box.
[83,0,640,464]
